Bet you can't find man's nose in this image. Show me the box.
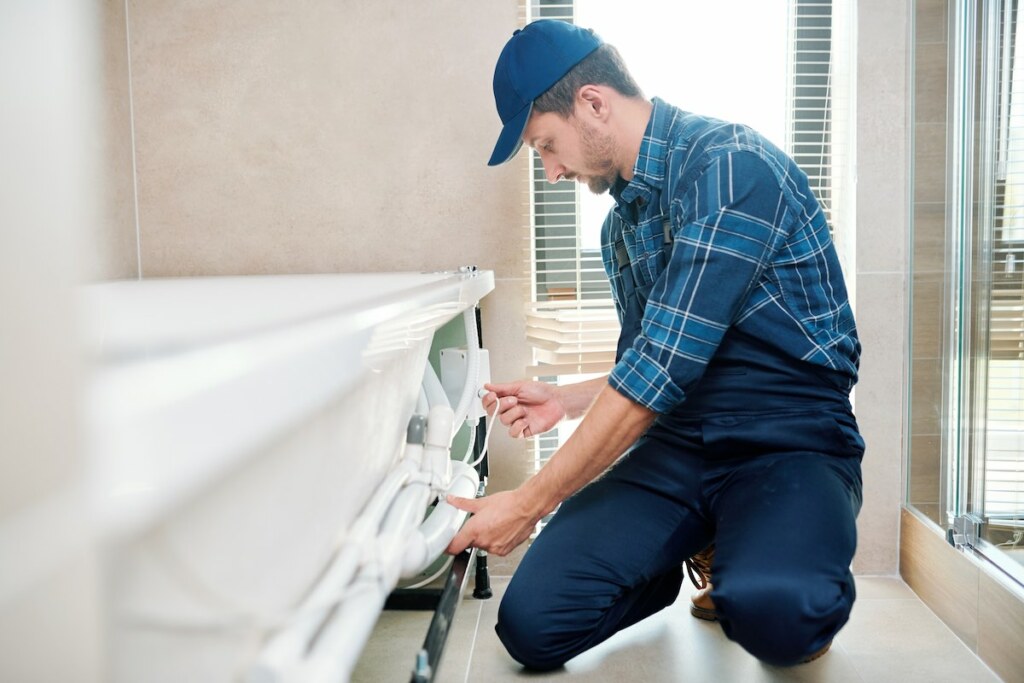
[542,158,566,184]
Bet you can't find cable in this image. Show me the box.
[468,396,501,468]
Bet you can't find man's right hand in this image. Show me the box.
[481,380,566,438]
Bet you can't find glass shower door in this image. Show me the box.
[944,0,1024,582]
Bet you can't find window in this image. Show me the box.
[520,0,854,475]
[982,0,1024,530]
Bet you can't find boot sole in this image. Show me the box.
[689,603,719,622]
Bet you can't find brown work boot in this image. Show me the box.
[685,544,718,621]
[802,641,832,663]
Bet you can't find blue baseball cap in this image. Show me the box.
[488,20,602,166]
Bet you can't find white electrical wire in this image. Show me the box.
[468,396,501,468]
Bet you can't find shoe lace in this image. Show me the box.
[684,544,714,590]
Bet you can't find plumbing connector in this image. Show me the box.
[423,405,453,492]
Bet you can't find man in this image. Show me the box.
[446,20,864,670]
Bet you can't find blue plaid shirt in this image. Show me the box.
[603,98,860,414]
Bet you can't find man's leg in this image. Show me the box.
[496,435,713,671]
[705,450,863,666]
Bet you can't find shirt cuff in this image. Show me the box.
[608,347,686,414]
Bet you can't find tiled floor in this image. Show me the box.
[353,550,1003,683]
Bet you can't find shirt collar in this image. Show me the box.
[612,97,672,207]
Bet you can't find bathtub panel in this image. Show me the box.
[82,271,494,681]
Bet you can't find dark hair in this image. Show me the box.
[533,42,644,117]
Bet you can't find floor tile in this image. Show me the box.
[837,597,1001,682]
[854,575,918,600]
[357,572,1003,683]
[461,579,864,683]
[351,610,433,682]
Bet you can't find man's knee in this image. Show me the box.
[718,574,855,666]
[495,585,574,671]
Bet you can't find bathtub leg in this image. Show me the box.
[470,461,493,600]
[472,550,493,599]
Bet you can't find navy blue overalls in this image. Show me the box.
[495,228,865,669]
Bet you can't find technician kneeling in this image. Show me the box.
[447,20,864,669]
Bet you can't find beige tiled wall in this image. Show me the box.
[853,0,911,574]
[124,0,523,280]
[103,0,532,490]
[907,0,949,522]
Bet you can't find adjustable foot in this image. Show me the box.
[472,550,493,599]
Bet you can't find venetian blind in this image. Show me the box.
[984,0,1024,524]
[787,0,855,256]
[521,1,621,378]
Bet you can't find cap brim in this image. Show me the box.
[487,102,533,166]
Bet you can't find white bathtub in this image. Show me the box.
[80,270,493,682]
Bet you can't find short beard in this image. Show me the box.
[573,116,618,195]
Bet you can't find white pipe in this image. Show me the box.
[297,463,479,683]
[248,407,465,683]
[376,482,432,590]
[295,570,390,682]
[421,361,449,410]
[416,384,429,416]
[423,404,453,502]
[248,449,419,682]
[378,406,452,588]
[450,308,480,431]
[400,460,479,578]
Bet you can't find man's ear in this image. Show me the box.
[576,85,610,121]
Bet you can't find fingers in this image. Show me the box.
[445,519,513,557]
[446,494,482,513]
[510,418,533,439]
[446,527,473,555]
[481,392,517,413]
[481,395,533,438]
[483,381,520,398]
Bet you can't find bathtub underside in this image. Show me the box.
[83,271,494,681]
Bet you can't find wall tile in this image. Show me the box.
[978,570,1024,682]
[911,271,945,359]
[908,433,941,506]
[911,202,947,274]
[915,0,949,45]
[914,40,948,125]
[128,0,524,280]
[910,356,944,436]
[857,0,909,275]
[852,272,905,573]
[900,508,979,648]
[914,123,947,204]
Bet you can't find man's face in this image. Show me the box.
[522,107,618,194]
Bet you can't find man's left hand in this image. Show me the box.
[445,489,539,557]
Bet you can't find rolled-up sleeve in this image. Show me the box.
[608,151,793,413]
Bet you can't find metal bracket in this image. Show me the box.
[950,514,984,550]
